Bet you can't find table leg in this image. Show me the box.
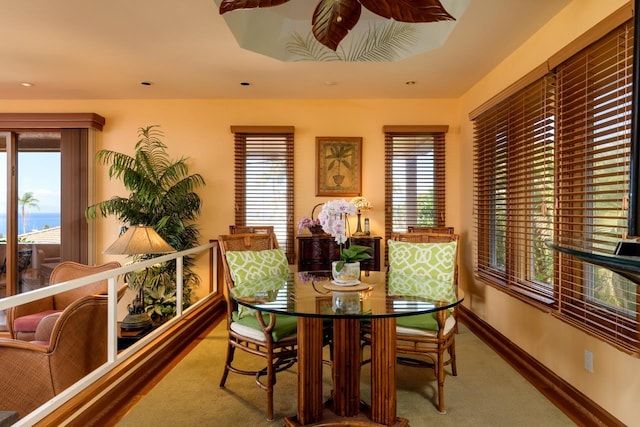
[370,317,398,425]
[331,318,361,417]
[292,316,324,425]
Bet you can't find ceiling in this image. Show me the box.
[0,0,571,100]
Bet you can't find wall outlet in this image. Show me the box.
[584,349,594,373]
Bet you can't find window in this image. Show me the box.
[474,75,556,300]
[473,20,639,352]
[384,126,448,242]
[232,126,294,262]
[0,114,103,297]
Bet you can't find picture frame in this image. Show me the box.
[316,136,362,197]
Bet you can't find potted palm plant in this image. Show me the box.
[85,125,205,323]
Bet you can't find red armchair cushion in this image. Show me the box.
[12,310,60,335]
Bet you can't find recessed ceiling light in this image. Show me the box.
[140,81,153,86]
[405,81,416,85]
[325,81,337,86]
[20,82,34,87]
[240,82,251,86]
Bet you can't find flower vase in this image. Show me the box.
[331,261,360,284]
[332,291,361,314]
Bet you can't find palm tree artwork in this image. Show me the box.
[18,192,40,235]
[326,143,354,188]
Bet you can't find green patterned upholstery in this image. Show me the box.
[388,240,457,331]
[225,248,289,285]
[387,273,456,302]
[387,239,456,281]
[225,248,292,338]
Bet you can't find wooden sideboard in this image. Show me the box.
[296,235,381,271]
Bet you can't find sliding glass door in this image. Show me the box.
[0,131,61,298]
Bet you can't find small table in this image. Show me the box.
[231,270,464,426]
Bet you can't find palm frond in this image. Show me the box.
[285,21,421,62]
[86,125,206,318]
[286,31,341,62]
[344,21,420,61]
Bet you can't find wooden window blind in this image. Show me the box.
[384,128,447,244]
[474,75,556,301]
[554,21,638,351]
[473,20,639,352]
[232,127,295,263]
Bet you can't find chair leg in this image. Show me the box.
[436,347,446,413]
[219,342,235,387]
[449,341,457,376]
[266,352,275,421]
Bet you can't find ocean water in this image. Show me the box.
[0,212,61,237]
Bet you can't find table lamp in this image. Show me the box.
[103,224,176,330]
[350,196,372,237]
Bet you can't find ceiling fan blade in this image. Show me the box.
[360,0,455,23]
[312,0,361,51]
[219,0,292,14]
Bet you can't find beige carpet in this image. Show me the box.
[115,323,575,427]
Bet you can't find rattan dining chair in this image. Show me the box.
[229,225,274,235]
[407,226,455,234]
[217,232,296,421]
[365,232,460,413]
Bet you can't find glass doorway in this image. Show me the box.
[0,131,61,298]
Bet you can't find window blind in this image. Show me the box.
[554,21,638,351]
[474,75,556,300]
[233,129,294,262]
[384,130,446,243]
[473,20,639,352]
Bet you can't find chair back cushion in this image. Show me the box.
[388,239,458,331]
[388,239,456,281]
[225,248,289,319]
[225,248,289,286]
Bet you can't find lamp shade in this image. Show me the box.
[103,225,176,255]
[350,196,372,211]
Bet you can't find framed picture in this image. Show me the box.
[316,136,362,197]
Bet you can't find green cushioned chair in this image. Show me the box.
[217,232,297,421]
[364,231,460,414]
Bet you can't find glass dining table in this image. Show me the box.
[230,269,464,427]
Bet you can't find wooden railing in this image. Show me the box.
[0,241,219,426]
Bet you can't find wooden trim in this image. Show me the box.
[458,306,625,427]
[230,125,295,134]
[468,63,549,120]
[382,125,449,134]
[33,294,226,427]
[0,113,106,131]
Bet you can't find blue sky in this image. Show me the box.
[0,152,61,213]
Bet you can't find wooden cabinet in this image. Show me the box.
[297,235,381,271]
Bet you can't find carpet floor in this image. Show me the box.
[115,322,575,426]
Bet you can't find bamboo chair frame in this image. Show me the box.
[217,232,296,421]
[364,232,460,413]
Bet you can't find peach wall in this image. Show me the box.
[458,1,639,425]
[0,97,462,295]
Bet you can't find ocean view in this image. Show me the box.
[0,212,61,237]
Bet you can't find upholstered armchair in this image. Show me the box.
[0,294,109,418]
[6,261,122,341]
